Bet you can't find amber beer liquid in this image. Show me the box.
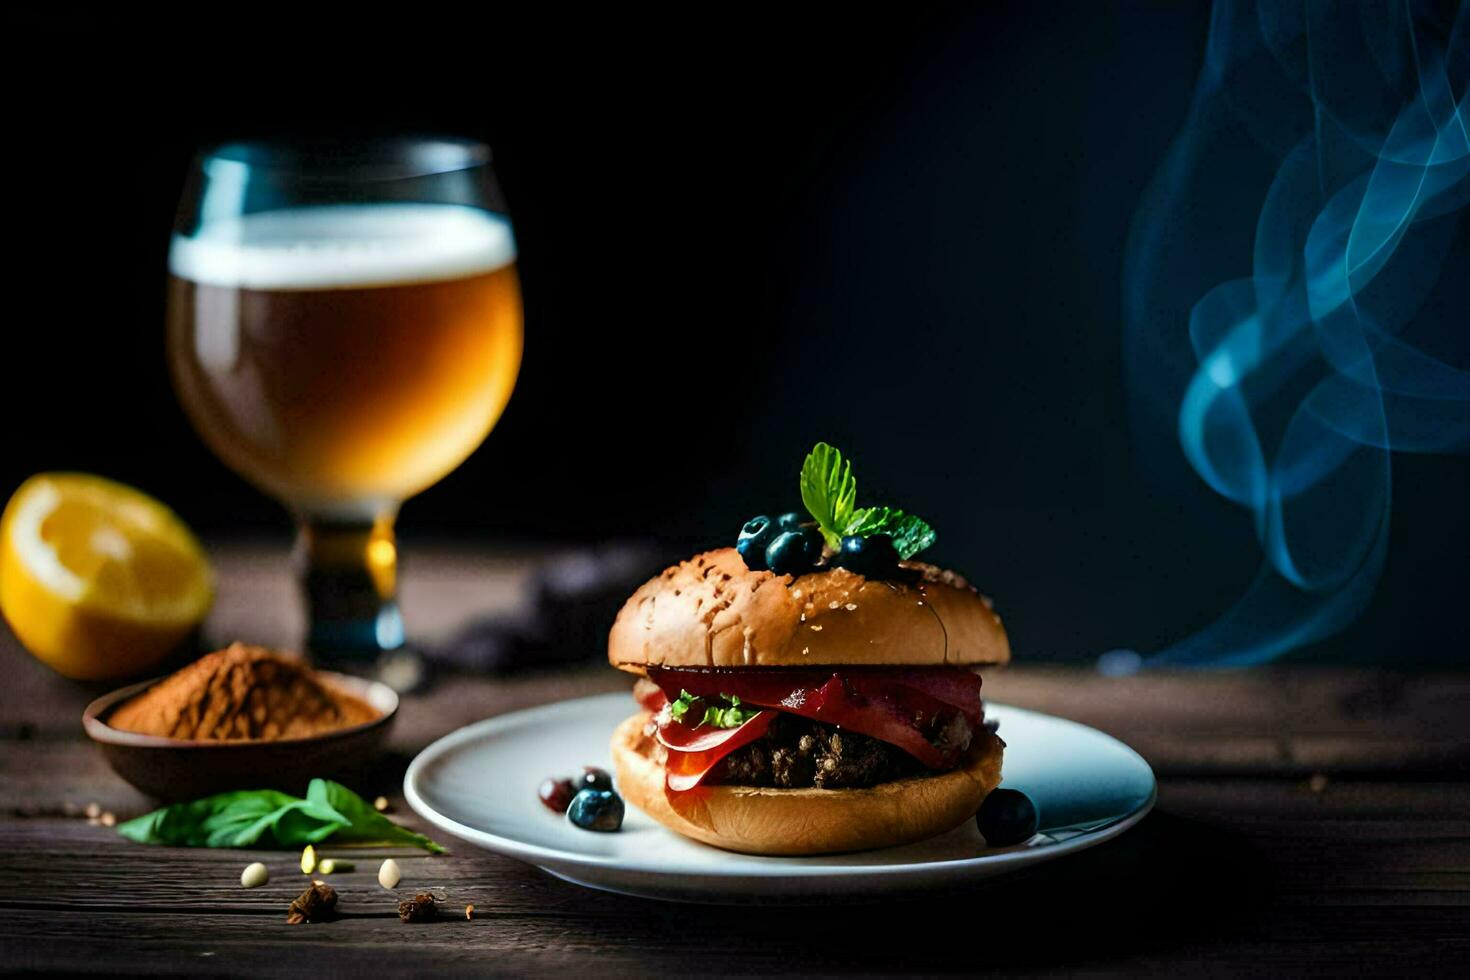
[166,204,522,517]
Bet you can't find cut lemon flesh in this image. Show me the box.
[0,473,214,680]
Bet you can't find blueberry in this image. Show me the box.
[737,516,775,570]
[776,512,807,530]
[766,527,823,576]
[833,534,868,571]
[580,766,614,791]
[567,788,625,832]
[833,534,900,577]
[977,788,1038,847]
[537,777,576,813]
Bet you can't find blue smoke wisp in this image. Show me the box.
[1123,2,1469,667]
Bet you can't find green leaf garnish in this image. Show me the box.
[847,506,937,559]
[799,443,937,559]
[668,689,696,724]
[668,690,761,729]
[117,780,444,853]
[800,443,858,550]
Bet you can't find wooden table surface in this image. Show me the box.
[2,546,1468,975]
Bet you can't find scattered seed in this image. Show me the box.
[241,862,269,888]
[300,844,317,874]
[100,812,116,827]
[85,803,101,820]
[1308,773,1329,793]
[373,796,391,812]
[318,858,355,874]
[378,858,402,889]
[465,904,475,920]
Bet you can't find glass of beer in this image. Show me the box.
[166,138,522,663]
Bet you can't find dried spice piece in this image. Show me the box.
[398,892,438,923]
[287,881,337,924]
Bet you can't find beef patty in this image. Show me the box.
[710,713,929,789]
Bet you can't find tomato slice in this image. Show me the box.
[637,666,983,792]
[646,666,979,770]
[659,712,774,791]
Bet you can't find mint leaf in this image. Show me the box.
[800,442,858,549]
[844,506,899,536]
[886,514,937,559]
[845,507,937,560]
[668,690,761,729]
[796,442,937,558]
[117,782,443,853]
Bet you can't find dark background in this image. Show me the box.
[4,4,1466,664]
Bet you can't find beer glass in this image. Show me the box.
[166,139,522,663]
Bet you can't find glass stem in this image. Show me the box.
[293,513,404,663]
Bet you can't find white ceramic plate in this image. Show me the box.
[405,692,1155,903]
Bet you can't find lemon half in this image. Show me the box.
[0,473,214,680]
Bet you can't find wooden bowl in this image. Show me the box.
[82,672,399,801]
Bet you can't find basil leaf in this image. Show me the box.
[307,779,446,853]
[237,798,349,847]
[117,790,279,847]
[117,789,343,849]
[117,782,443,853]
[800,442,857,550]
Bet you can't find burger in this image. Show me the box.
[607,444,1011,855]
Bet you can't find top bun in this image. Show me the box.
[608,547,1009,672]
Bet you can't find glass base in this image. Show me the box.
[294,515,403,664]
[306,603,405,661]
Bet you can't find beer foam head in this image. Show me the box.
[169,204,517,290]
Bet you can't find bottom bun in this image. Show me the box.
[611,711,1005,856]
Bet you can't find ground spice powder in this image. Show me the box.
[109,642,379,740]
